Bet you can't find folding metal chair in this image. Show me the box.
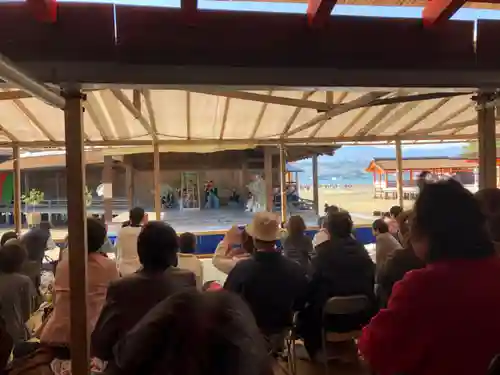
[321,295,369,375]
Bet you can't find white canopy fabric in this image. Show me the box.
[0,88,486,151]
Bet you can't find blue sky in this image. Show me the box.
[59,0,500,20]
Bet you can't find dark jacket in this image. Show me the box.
[376,247,425,307]
[20,229,50,291]
[91,267,196,361]
[111,291,273,375]
[224,251,308,335]
[0,272,36,342]
[282,235,314,270]
[308,237,376,309]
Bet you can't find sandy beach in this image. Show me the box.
[300,184,407,225]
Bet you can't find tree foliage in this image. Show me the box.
[85,186,93,207]
[21,188,44,206]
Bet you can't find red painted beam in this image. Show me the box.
[26,0,57,23]
[422,0,467,26]
[307,0,338,27]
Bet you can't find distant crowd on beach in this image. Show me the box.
[301,184,354,191]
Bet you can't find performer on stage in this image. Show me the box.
[246,175,266,212]
[204,180,220,209]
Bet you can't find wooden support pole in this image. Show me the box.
[102,156,113,223]
[395,139,404,209]
[312,154,319,216]
[264,147,273,212]
[477,93,497,190]
[125,165,134,210]
[13,145,22,234]
[64,89,89,375]
[153,142,161,220]
[279,145,287,223]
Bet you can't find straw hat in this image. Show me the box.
[246,212,281,242]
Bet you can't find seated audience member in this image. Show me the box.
[475,188,500,253]
[0,231,18,247]
[202,280,222,292]
[376,210,425,308]
[372,219,402,274]
[359,180,500,375]
[41,218,120,346]
[212,226,254,274]
[224,212,308,338]
[417,170,432,193]
[283,215,314,271]
[20,222,54,291]
[177,232,203,288]
[0,314,13,371]
[0,241,36,343]
[92,221,196,363]
[298,211,375,360]
[112,290,272,375]
[115,207,147,276]
[385,205,402,237]
[313,205,341,248]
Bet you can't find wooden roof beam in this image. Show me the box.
[26,0,57,23]
[110,89,156,141]
[422,0,467,27]
[307,0,338,28]
[0,134,477,148]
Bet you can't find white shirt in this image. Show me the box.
[312,229,329,248]
[115,226,142,276]
[177,253,203,289]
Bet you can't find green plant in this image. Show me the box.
[21,189,44,212]
[85,186,93,207]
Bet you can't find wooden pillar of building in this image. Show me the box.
[153,142,161,220]
[477,93,497,189]
[264,147,273,212]
[125,165,134,210]
[279,145,287,223]
[64,89,89,375]
[241,161,248,196]
[312,154,319,216]
[102,156,113,223]
[395,139,404,208]
[13,145,22,234]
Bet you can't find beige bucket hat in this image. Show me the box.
[246,212,281,242]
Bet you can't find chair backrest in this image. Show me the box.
[323,295,369,315]
[488,355,500,375]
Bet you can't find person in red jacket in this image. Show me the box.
[359,179,500,375]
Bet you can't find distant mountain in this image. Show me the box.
[294,144,464,185]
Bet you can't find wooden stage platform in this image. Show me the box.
[111,208,320,233]
[7,208,375,254]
